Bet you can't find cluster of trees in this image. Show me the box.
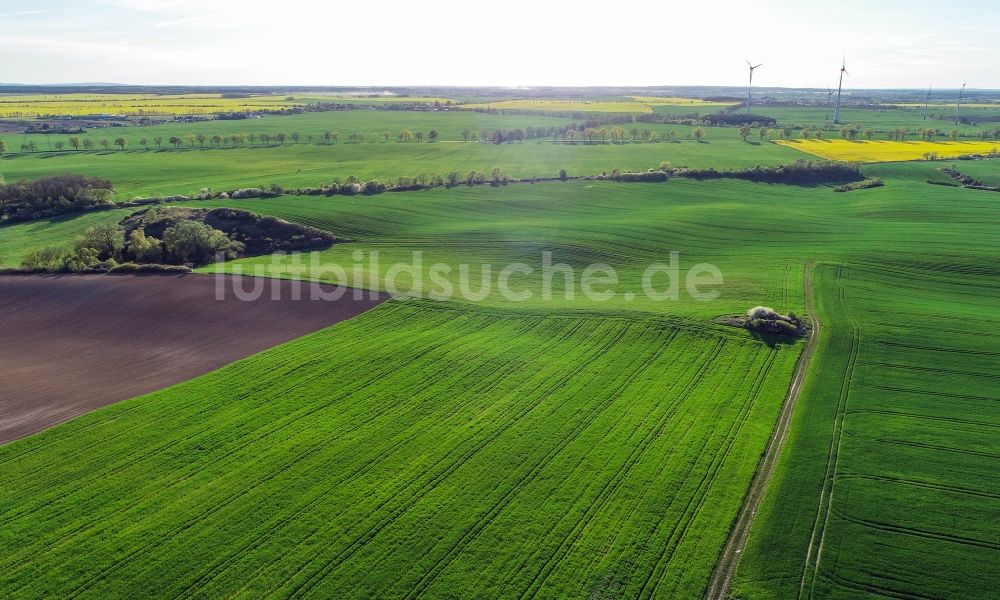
[21,220,243,272]
[0,174,114,222]
[744,306,804,336]
[704,113,777,127]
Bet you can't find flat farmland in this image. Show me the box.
[0,133,805,198]
[0,300,800,598]
[192,176,996,318]
[0,274,385,443]
[3,109,574,148]
[1,158,998,598]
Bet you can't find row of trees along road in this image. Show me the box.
[1,126,713,156]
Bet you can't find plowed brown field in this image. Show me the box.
[0,274,386,444]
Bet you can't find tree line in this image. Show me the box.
[734,123,1000,143]
[0,174,114,222]
[1,124,710,156]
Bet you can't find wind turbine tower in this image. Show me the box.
[746,60,763,115]
[923,85,932,120]
[833,57,848,124]
[955,83,966,125]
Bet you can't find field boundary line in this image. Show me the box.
[703,260,820,600]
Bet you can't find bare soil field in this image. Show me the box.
[0,274,386,444]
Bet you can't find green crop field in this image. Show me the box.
[749,106,998,134]
[5,110,572,148]
[734,261,1000,600]
[0,301,800,598]
[1,94,999,599]
[0,131,806,199]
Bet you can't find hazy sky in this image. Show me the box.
[2,0,998,89]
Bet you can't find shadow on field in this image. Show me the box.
[746,329,801,348]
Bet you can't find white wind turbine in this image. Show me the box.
[746,60,763,115]
[955,83,967,125]
[833,57,848,124]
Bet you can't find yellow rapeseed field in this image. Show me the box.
[0,93,302,117]
[0,93,459,117]
[776,139,1000,162]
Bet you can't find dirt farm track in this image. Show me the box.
[0,274,386,444]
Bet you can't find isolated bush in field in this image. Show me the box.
[558,169,568,180]
[744,306,804,336]
[774,319,800,334]
[747,306,783,320]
